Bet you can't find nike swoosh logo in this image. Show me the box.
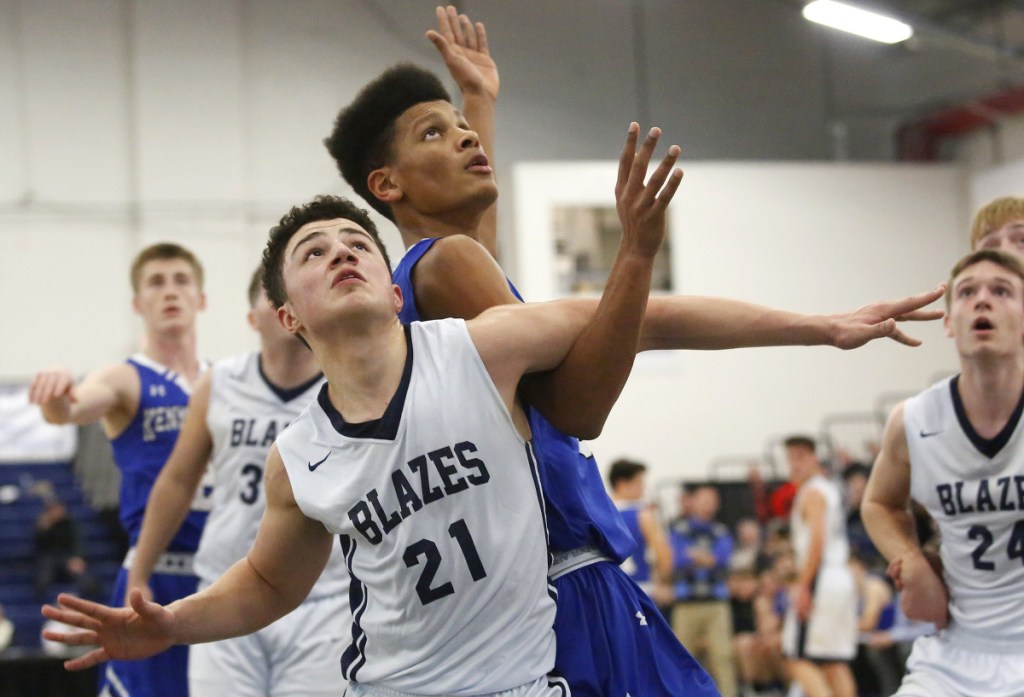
[920,430,942,438]
[308,451,330,472]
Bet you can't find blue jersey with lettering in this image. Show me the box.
[109,354,207,549]
[616,502,652,586]
[394,238,636,559]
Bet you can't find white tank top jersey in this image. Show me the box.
[791,474,849,571]
[905,376,1024,647]
[276,319,556,696]
[193,351,348,600]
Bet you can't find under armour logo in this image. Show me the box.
[149,385,166,397]
[635,611,648,626]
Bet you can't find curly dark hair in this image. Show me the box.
[261,195,392,310]
[324,63,451,222]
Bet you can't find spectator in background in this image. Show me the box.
[33,497,99,601]
[841,463,885,575]
[848,552,898,697]
[670,485,737,697]
[729,518,769,697]
[608,458,674,608]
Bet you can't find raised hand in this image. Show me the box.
[829,284,946,349]
[41,590,177,671]
[426,5,498,101]
[615,123,684,259]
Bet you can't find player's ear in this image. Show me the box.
[392,284,404,314]
[278,303,302,336]
[368,167,402,205]
[197,292,207,312]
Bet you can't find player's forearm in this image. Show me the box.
[640,296,833,351]
[526,253,653,439]
[861,500,921,562]
[166,557,298,644]
[797,536,824,587]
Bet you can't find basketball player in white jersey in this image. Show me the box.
[41,123,682,696]
[781,435,858,697]
[29,242,208,697]
[126,266,350,697]
[863,249,1024,697]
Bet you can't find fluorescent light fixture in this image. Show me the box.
[803,0,913,44]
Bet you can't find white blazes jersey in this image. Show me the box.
[194,352,348,600]
[791,474,849,571]
[905,376,1024,646]
[277,320,556,696]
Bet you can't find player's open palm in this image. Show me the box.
[41,589,177,671]
[427,6,498,101]
[830,284,946,349]
[615,123,683,259]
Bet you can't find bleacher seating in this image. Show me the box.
[0,461,122,649]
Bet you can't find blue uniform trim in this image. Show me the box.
[317,325,413,441]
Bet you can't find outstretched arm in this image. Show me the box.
[862,403,948,628]
[29,364,136,432]
[641,289,945,351]
[41,446,332,670]
[126,373,214,601]
[470,124,680,406]
[428,5,499,258]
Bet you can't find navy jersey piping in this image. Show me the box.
[950,374,1024,459]
[257,353,322,403]
[317,324,413,440]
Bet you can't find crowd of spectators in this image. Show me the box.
[608,455,939,697]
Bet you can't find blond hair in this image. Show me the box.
[970,197,1024,249]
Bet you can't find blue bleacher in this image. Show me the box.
[1,460,123,649]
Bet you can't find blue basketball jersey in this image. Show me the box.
[394,238,635,560]
[616,502,652,586]
[109,354,207,549]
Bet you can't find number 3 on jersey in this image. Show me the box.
[403,518,487,605]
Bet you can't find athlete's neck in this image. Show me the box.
[315,319,407,424]
[958,356,1024,438]
[258,337,320,390]
[140,328,201,384]
[395,206,484,250]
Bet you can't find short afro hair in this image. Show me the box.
[325,63,451,222]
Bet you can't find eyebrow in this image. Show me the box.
[290,230,326,260]
[290,226,376,260]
